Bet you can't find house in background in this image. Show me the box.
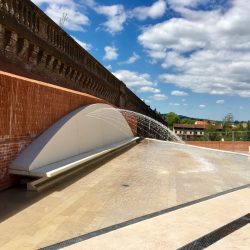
[173,121,223,140]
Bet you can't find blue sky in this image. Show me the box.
[32,0,250,121]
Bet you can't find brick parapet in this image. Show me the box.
[0,0,165,124]
[187,141,250,153]
[0,70,109,190]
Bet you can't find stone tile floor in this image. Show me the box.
[0,139,249,249]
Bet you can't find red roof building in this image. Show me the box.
[173,123,223,140]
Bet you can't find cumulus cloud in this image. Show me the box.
[95,4,127,34]
[84,0,126,34]
[138,0,250,98]
[103,46,118,61]
[84,0,167,34]
[130,0,167,21]
[169,103,180,106]
[171,90,189,96]
[138,86,160,93]
[71,36,92,51]
[199,104,206,108]
[32,0,74,5]
[113,70,154,88]
[149,94,168,101]
[113,70,164,99]
[216,99,225,104]
[32,1,89,31]
[150,93,168,101]
[119,52,140,65]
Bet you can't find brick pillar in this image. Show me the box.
[29,44,40,65]
[17,38,29,59]
[0,24,4,52]
[5,31,18,55]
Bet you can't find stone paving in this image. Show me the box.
[0,139,249,249]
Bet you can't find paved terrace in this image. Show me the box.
[0,139,249,249]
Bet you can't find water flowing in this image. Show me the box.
[87,107,183,143]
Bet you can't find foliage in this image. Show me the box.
[204,124,222,141]
[223,113,234,131]
[165,112,180,128]
[180,118,195,124]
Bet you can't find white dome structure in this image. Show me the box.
[10,104,136,177]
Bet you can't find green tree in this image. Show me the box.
[204,124,222,141]
[180,118,195,124]
[223,113,234,131]
[165,112,180,128]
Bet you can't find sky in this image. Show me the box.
[31,0,250,121]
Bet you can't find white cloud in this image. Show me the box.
[130,0,167,21]
[113,70,154,88]
[119,52,140,64]
[150,93,168,101]
[138,86,160,93]
[84,1,126,34]
[216,99,225,104]
[168,0,210,13]
[199,104,206,108]
[95,4,127,34]
[71,36,92,51]
[84,0,167,34]
[105,64,112,70]
[169,102,180,106]
[32,0,74,5]
[171,90,189,96]
[139,0,250,98]
[32,1,90,32]
[103,46,118,61]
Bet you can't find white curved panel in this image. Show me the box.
[10,104,134,175]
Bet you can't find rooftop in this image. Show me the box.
[0,139,249,249]
[174,123,223,130]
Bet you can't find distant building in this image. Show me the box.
[173,122,223,140]
[241,122,248,129]
[194,121,208,126]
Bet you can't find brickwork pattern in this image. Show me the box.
[187,141,250,153]
[0,0,165,123]
[0,71,108,190]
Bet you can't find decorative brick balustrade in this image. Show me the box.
[0,0,167,190]
[0,0,163,121]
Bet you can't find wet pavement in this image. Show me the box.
[0,139,249,249]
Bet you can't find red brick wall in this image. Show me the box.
[0,70,108,190]
[187,141,250,153]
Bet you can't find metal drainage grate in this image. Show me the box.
[178,213,250,250]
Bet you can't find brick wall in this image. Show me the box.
[0,70,108,190]
[187,141,250,153]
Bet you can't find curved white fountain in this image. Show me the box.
[10,104,181,178]
[10,104,136,177]
[87,108,183,143]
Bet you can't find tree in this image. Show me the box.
[59,13,68,28]
[223,113,234,131]
[204,124,222,141]
[180,118,195,124]
[165,112,180,128]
